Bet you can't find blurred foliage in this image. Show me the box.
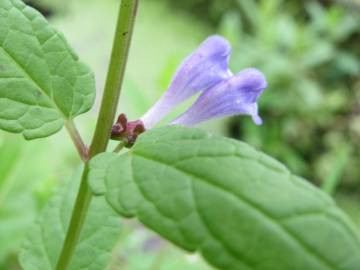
[218,0,360,194]
[107,221,211,270]
[1,0,360,269]
[0,131,81,269]
[156,0,237,26]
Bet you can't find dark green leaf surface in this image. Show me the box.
[20,170,121,270]
[0,0,95,139]
[89,126,360,270]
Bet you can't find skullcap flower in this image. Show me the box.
[112,35,267,145]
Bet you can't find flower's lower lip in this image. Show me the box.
[170,68,267,127]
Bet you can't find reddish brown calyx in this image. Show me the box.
[111,113,146,147]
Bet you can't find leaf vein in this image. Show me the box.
[134,152,336,270]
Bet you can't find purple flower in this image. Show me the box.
[141,35,232,129]
[171,68,267,126]
[112,35,267,145]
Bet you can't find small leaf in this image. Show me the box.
[20,170,121,270]
[89,126,360,270]
[0,0,95,139]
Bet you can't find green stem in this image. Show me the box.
[55,1,139,269]
[113,141,126,153]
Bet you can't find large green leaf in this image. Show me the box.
[89,126,360,270]
[20,170,121,270]
[0,0,95,139]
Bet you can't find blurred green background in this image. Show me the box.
[1,0,359,269]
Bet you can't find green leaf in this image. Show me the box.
[20,170,121,270]
[0,0,95,139]
[89,126,360,270]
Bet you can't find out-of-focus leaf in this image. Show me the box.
[219,11,242,45]
[0,135,21,186]
[20,170,121,270]
[0,136,28,263]
[236,0,258,29]
[325,6,359,42]
[321,144,351,195]
[107,222,211,270]
[302,42,334,68]
[335,52,360,76]
[295,79,323,112]
[306,1,325,31]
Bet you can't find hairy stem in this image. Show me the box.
[64,120,88,162]
[55,1,139,269]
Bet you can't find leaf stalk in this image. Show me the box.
[64,120,88,162]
